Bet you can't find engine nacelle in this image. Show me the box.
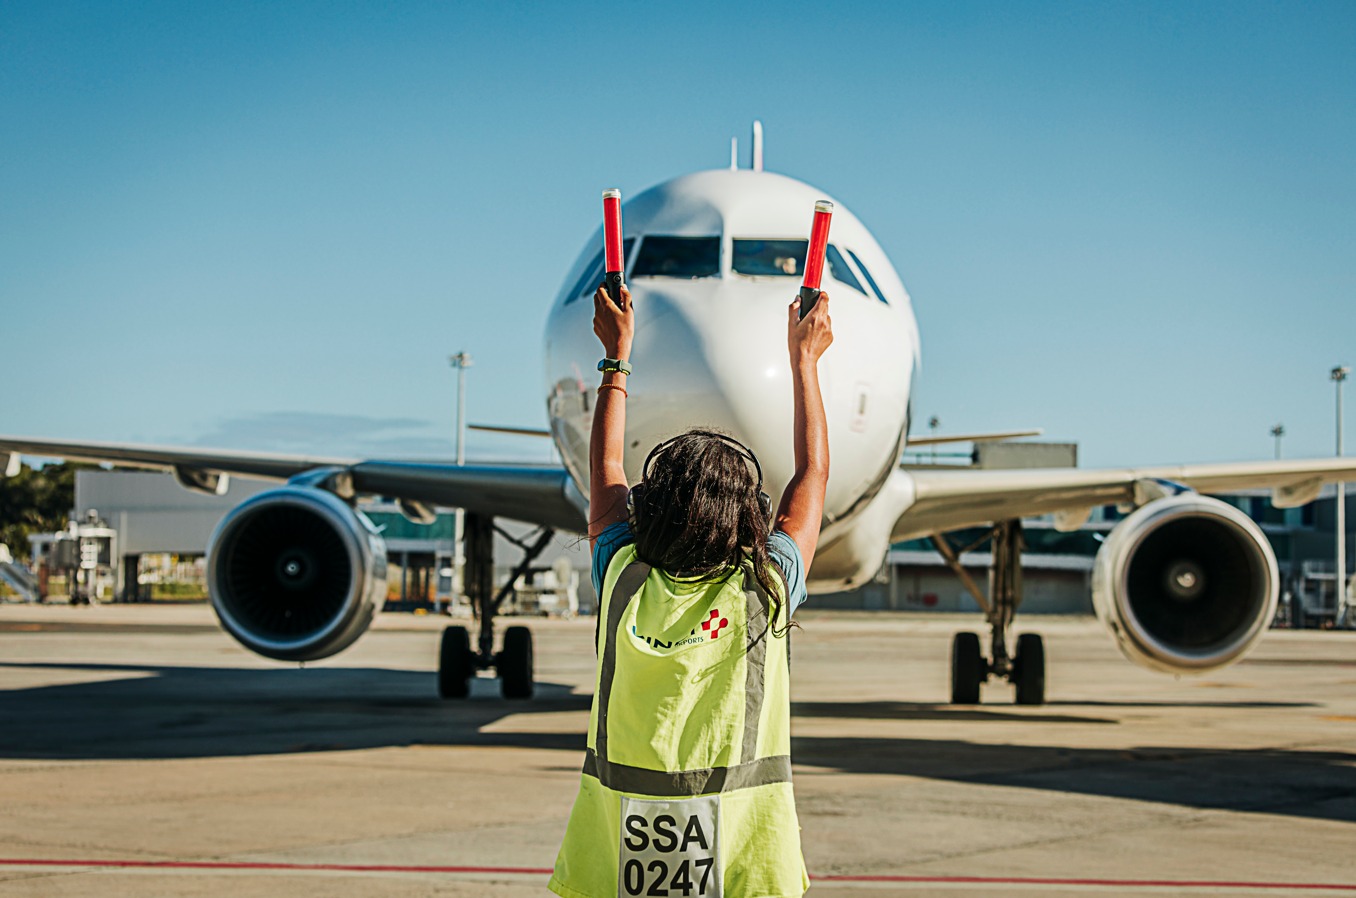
[206,487,388,661]
[1092,494,1278,674]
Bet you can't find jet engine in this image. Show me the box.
[206,486,388,661]
[1092,493,1278,674]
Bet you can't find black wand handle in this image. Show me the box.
[798,284,821,320]
[604,271,626,306]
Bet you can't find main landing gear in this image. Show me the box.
[438,513,554,700]
[932,519,1046,706]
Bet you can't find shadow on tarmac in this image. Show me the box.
[0,662,590,759]
[791,699,1318,723]
[1,661,1352,824]
[793,701,1117,724]
[791,734,1356,823]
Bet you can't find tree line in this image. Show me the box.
[0,463,79,563]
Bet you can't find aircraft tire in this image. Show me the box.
[950,632,984,705]
[1013,632,1046,706]
[438,625,473,699]
[499,625,534,700]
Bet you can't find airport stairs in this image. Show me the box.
[0,544,40,602]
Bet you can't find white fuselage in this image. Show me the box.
[543,169,920,591]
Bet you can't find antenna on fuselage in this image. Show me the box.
[730,137,738,170]
[752,120,763,172]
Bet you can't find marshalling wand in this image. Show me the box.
[798,200,834,319]
[602,188,625,305]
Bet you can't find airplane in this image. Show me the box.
[5,126,1355,705]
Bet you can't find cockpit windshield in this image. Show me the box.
[631,236,720,279]
[733,239,869,297]
[732,239,806,277]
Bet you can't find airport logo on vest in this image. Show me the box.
[630,608,728,651]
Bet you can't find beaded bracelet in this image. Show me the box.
[597,383,628,397]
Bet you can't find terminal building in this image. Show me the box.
[2,447,1350,627]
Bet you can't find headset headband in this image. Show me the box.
[640,431,764,493]
[633,431,772,524]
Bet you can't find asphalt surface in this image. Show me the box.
[1,603,1353,897]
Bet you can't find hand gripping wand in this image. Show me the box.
[798,200,834,319]
[602,188,625,305]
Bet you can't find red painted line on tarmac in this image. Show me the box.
[815,873,1356,890]
[0,859,553,875]
[1,859,1353,891]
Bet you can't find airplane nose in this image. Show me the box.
[624,284,796,491]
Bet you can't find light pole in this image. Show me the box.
[449,352,473,613]
[928,415,940,464]
[1271,423,1284,460]
[1333,366,1349,627]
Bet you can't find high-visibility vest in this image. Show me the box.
[550,545,809,898]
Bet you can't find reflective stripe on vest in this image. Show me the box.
[550,547,809,898]
[587,556,790,797]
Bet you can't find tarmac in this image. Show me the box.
[0,602,1353,897]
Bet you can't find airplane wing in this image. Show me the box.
[905,428,1042,447]
[0,435,587,532]
[892,457,1356,540]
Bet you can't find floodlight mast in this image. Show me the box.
[449,352,474,612]
[1333,365,1350,627]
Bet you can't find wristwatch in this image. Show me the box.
[598,358,633,375]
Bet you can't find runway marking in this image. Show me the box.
[1,860,1353,891]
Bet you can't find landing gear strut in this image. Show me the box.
[933,519,1046,705]
[438,513,554,700]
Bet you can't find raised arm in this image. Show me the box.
[588,284,635,547]
[773,292,834,569]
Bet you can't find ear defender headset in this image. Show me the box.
[628,433,772,528]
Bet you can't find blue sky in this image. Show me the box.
[2,1,1353,467]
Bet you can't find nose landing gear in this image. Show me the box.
[437,513,554,700]
[935,519,1046,706]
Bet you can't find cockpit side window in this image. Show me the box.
[565,250,603,305]
[825,245,866,296]
[732,239,806,277]
[565,238,635,304]
[846,249,889,305]
[631,236,720,279]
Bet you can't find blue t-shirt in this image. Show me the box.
[590,521,809,616]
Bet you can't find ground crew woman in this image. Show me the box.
[549,281,834,898]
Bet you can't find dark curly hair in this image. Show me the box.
[630,430,788,631]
